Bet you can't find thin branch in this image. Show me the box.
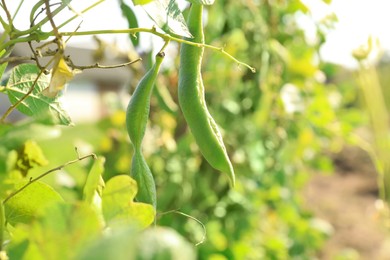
[0,55,36,64]
[60,28,256,72]
[44,0,60,39]
[2,152,97,204]
[12,0,25,20]
[66,57,142,70]
[159,39,170,53]
[13,2,68,38]
[28,41,45,70]
[1,0,13,29]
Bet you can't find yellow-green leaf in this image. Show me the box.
[4,181,64,225]
[102,175,155,228]
[133,0,154,5]
[83,156,105,206]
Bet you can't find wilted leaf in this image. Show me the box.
[141,0,192,38]
[42,56,80,98]
[102,175,155,228]
[6,64,73,125]
[4,181,64,225]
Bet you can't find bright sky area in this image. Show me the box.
[2,0,390,68]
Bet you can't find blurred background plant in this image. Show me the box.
[1,0,390,259]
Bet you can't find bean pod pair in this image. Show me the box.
[178,4,235,187]
[126,52,165,208]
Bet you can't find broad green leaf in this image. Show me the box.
[141,0,192,38]
[6,64,73,126]
[4,181,64,225]
[187,0,215,5]
[0,49,7,81]
[102,175,155,228]
[120,1,140,47]
[35,202,101,258]
[83,156,105,206]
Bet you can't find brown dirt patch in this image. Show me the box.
[304,146,390,259]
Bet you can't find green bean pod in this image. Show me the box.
[126,52,165,151]
[178,4,235,187]
[126,52,165,207]
[130,150,156,207]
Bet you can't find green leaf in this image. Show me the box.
[187,0,215,5]
[76,226,139,260]
[141,0,192,38]
[83,156,105,206]
[4,181,64,225]
[36,202,102,258]
[120,1,140,47]
[102,175,155,228]
[6,64,73,126]
[7,202,102,260]
[133,0,154,5]
[76,226,197,260]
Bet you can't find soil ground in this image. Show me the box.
[304,146,390,260]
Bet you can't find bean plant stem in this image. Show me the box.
[0,27,255,72]
[12,0,24,20]
[61,28,256,72]
[1,0,12,29]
